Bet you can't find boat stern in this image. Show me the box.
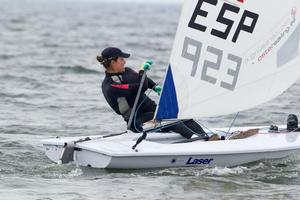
[74,148,112,168]
[42,143,65,163]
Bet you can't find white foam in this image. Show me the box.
[66,168,83,177]
[198,166,248,176]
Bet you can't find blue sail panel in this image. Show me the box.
[155,65,179,120]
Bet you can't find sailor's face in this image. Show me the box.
[111,57,126,73]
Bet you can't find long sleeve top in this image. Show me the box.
[102,67,157,117]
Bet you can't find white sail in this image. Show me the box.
[155,0,300,120]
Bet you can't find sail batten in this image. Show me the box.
[155,0,300,120]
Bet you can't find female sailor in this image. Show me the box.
[97,47,207,139]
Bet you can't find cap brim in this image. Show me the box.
[121,53,130,58]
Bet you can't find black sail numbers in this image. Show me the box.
[181,0,260,91]
[188,0,259,43]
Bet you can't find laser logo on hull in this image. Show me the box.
[186,157,214,165]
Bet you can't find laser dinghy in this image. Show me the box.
[42,0,300,169]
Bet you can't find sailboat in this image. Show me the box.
[42,0,300,169]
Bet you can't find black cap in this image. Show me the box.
[101,47,130,60]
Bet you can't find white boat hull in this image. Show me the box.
[74,149,299,169]
[42,126,300,169]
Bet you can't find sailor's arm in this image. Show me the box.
[139,60,161,95]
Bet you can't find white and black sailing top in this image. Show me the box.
[102,67,157,120]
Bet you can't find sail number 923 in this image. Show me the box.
[182,37,242,91]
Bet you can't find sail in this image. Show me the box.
[155,0,300,120]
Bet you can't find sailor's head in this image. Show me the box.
[97,47,130,73]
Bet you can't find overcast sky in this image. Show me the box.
[86,0,183,4]
[120,0,182,3]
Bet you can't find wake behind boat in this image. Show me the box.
[42,126,300,169]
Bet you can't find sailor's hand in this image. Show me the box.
[140,60,153,71]
[154,85,162,95]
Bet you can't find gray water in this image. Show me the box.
[1,0,300,199]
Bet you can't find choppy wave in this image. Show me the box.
[57,65,100,75]
[0,74,38,82]
[26,65,101,75]
[0,54,18,60]
[0,92,30,99]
